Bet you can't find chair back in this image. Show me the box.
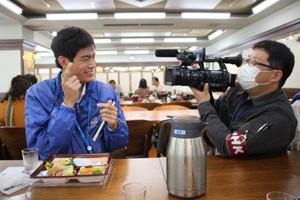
[153,105,189,111]
[121,106,148,111]
[125,103,162,110]
[155,119,171,156]
[165,101,193,109]
[126,120,154,157]
[0,127,27,160]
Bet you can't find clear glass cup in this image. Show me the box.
[266,192,297,200]
[22,148,38,175]
[121,182,146,200]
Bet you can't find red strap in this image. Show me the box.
[226,130,250,157]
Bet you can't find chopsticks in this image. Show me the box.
[92,101,116,142]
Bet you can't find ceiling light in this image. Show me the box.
[145,66,158,70]
[105,32,171,37]
[114,12,166,19]
[124,50,149,54]
[121,38,154,43]
[51,31,57,37]
[208,30,224,40]
[129,67,143,70]
[128,55,136,61]
[94,39,111,43]
[96,51,117,55]
[0,0,23,14]
[252,0,279,14]
[46,13,98,20]
[181,12,230,19]
[164,38,197,43]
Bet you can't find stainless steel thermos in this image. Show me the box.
[157,115,208,198]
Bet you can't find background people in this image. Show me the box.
[190,40,296,157]
[25,27,128,159]
[151,77,166,94]
[134,78,151,98]
[109,79,124,97]
[0,75,32,127]
[24,74,38,85]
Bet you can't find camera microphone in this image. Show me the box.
[155,49,179,57]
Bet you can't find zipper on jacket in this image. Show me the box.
[76,103,79,113]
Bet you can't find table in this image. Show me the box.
[160,151,300,200]
[0,158,170,200]
[123,109,200,122]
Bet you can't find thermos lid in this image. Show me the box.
[168,115,202,124]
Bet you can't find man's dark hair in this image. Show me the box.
[152,77,159,83]
[51,26,95,69]
[139,78,148,89]
[252,40,294,88]
[24,74,37,84]
[1,75,31,103]
[109,80,116,84]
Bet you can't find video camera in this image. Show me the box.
[155,48,242,92]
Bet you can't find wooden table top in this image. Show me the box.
[0,158,170,200]
[123,109,200,122]
[160,151,300,200]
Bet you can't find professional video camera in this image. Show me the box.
[155,48,243,92]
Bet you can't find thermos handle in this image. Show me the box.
[156,121,171,154]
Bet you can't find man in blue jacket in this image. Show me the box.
[25,27,129,159]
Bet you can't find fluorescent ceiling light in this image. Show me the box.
[145,66,158,70]
[114,12,166,19]
[94,39,111,43]
[105,32,171,37]
[112,67,128,71]
[46,13,98,20]
[252,0,279,14]
[208,30,224,40]
[0,0,23,14]
[121,38,154,43]
[37,52,54,57]
[96,51,117,55]
[181,12,230,19]
[164,38,197,43]
[124,50,149,54]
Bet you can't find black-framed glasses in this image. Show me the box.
[243,58,279,70]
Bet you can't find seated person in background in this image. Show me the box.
[24,74,38,85]
[190,40,296,157]
[151,77,166,94]
[290,92,300,150]
[109,79,124,97]
[134,78,151,98]
[25,27,129,159]
[0,75,32,127]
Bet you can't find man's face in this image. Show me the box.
[152,79,157,85]
[110,82,115,89]
[65,46,96,83]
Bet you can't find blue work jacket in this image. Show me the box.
[25,71,128,159]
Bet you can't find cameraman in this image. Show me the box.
[190,40,297,157]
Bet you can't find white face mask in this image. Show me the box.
[237,63,275,90]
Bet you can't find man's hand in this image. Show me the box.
[61,62,81,108]
[190,83,211,104]
[97,100,118,130]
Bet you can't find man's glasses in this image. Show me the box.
[243,58,279,70]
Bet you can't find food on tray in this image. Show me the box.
[79,164,109,175]
[73,157,109,166]
[46,162,75,176]
[53,158,70,165]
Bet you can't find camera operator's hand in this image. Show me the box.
[190,83,211,104]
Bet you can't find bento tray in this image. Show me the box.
[30,153,112,184]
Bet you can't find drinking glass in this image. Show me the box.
[22,148,38,175]
[266,192,297,200]
[121,182,146,200]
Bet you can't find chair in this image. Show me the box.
[126,120,155,157]
[165,101,193,109]
[153,105,189,111]
[121,106,148,111]
[155,119,171,156]
[125,102,162,110]
[0,127,27,160]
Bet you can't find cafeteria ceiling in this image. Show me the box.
[0,0,298,54]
